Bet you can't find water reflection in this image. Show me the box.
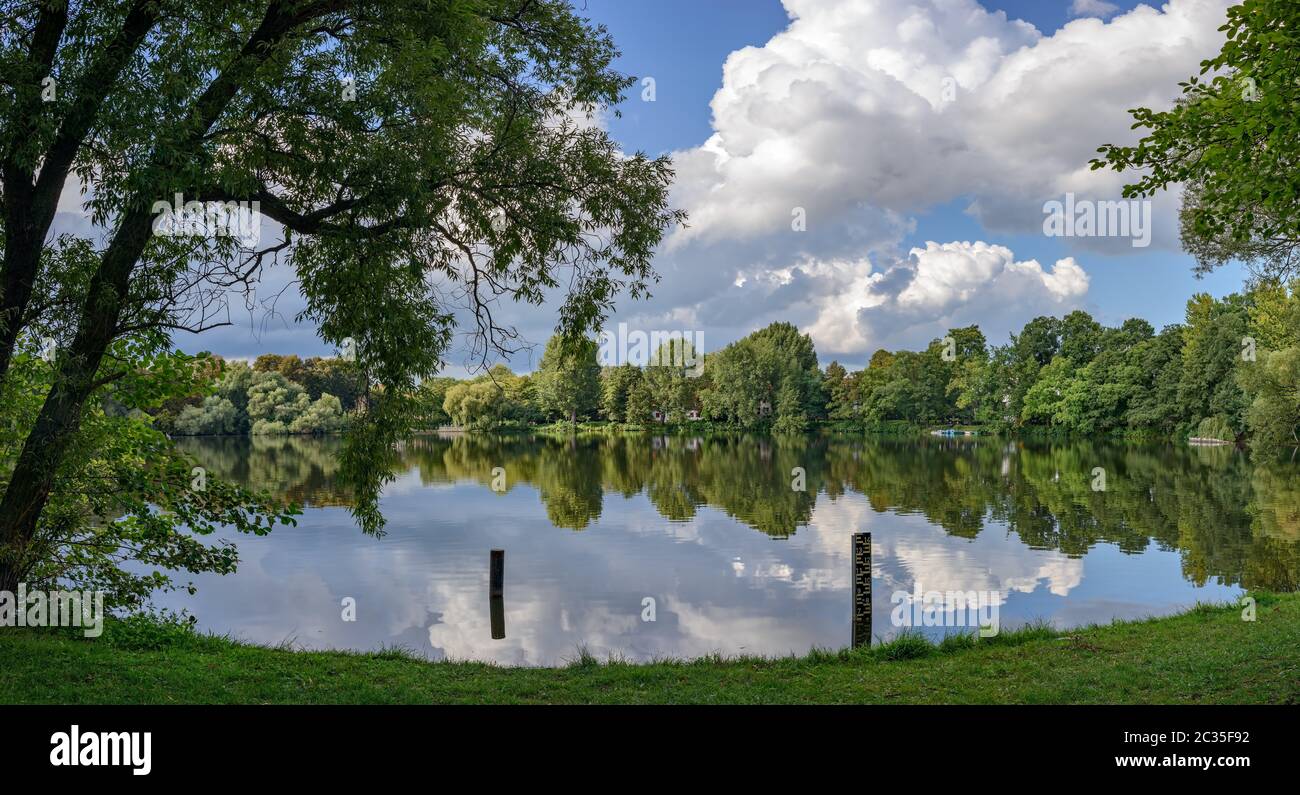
[165,433,1300,665]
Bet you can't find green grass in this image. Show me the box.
[2,594,1297,704]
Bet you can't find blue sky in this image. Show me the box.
[582,0,1245,350]
[139,0,1246,371]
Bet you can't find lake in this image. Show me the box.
[166,433,1300,666]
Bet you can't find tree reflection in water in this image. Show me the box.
[175,432,1300,592]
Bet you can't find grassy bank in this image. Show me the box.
[2,594,1297,704]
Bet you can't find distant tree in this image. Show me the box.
[1005,316,1062,420]
[822,361,854,420]
[1020,357,1074,427]
[1059,311,1104,365]
[703,322,820,428]
[601,364,643,423]
[1248,280,1300,351]
[299,357,365,408]
[1178,293,1251,431]
[869,349,896,370]
[247,372,310,428]
[442,366,534,429]
[253,354,290,374]
[772,381,807,434]
[289,394,347,435]
[1126,326,1185,433]
[624,380,653,425]
[174,396,241,436]
[535,336,601,423]
[1239,347,1300,456]
[415,377,458,427]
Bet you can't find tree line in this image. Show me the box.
[156,354,365,436]
[399,284,1299,458]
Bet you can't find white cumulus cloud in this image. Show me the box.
[802,241,1089,356]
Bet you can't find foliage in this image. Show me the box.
[163,285,1298,459]
[600,364,643,424]
[413,377,458,428]
[167,359,352,436]
[1239,347,1300,455]
[701,322,820,429]
[1092,0,1300,283]
[0,344,297,608]
[534,335,601,423]
[0,0,685,572]
[1196,415,1237,443]
[442,365,536,429]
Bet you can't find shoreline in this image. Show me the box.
[2,593,1295,705]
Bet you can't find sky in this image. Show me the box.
[103,0,1249,373]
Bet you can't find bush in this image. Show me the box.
[1195,415,1236,442]
[105,612,199,651]
[173,395,241,435]
[251,419,290,435]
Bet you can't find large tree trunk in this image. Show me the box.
[0,225,43,382]
[0,208,149,589]
[0,0,159,388]
[0,1,303,588]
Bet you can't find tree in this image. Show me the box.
[1093,0,1300,283]
[1178,293,1251,432]
[1020,356,1074,427]
[415,376,458,427]
[174,395,241,435]
[1239,347,1300,456]
[1248,280,1300,351]
[441,365,534,429]
[0,345,295,607]
[1126,325,1185,433]
[1059,310,1104,365]
[601,364,643,423]
[1004,316,1061,420]
[535,335,601,423]
[822,361,854,421]
[624,379,653,425]
[289,393,346,435]
[0,0,683,587]
[247,372,311,429]
[443,381,499,429]
[702,322,821,428]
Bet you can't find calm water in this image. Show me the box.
[165,433,1300,665]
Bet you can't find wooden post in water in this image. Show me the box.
[490,549,504,597]
[489,595,505,640]
[851,532,872,648]
[489,549,505,639]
